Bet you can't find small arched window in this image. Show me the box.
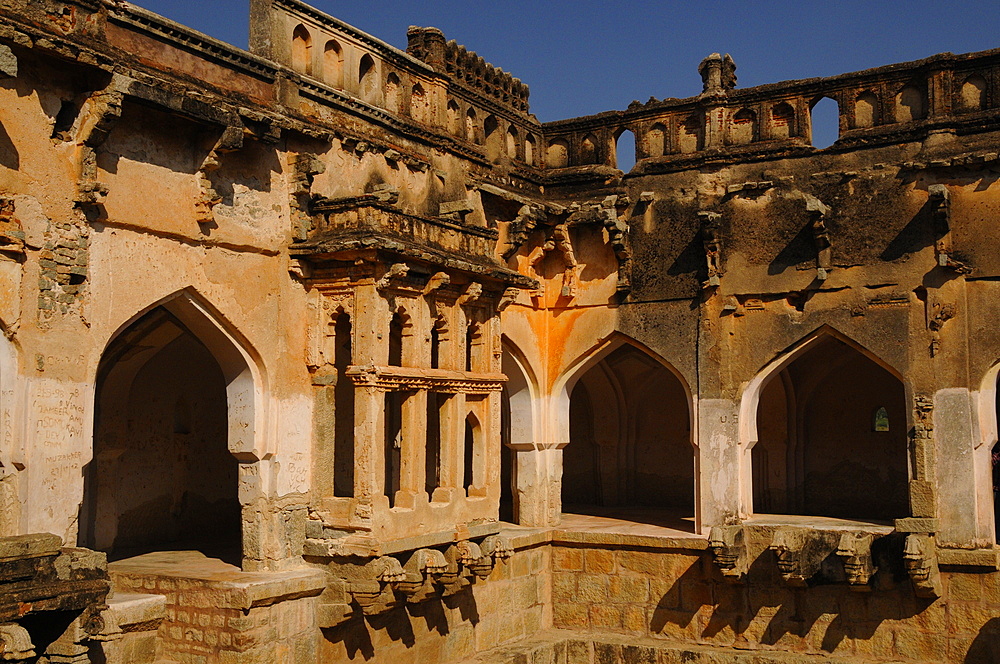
[291,25,312,76]
[484,115,502,161]
[384,72,401,113]
[466,108,480,144]
[447,100,461,136]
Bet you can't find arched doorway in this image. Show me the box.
[83,298,253,563]
[563,343,694,522]
[750,333,908,521]
[499,343,534,523]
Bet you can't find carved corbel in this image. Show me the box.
[601,196,632,295]
[769,527,842,587]
[528,222,578,299]
[480,535,512,562]
[396,548,447,603]
[458,282,483,305]
[503,204,545,260]
[903,533,942,598]
[74,81,127,213]
[289,153,326,241]
[496,287,520,312]
[928,302,956,357]
[347,556,405,614]
[456,541,493,580]
[436,543,474,595]
[805,195,833,281]
[697,211,723,289]
[927,185,969,273]
[195,125,244,225]
[835,532,876,591]
[708,525,747,583]
[0,623,35,663]
[423,272,451,295]
[375,263,410,291]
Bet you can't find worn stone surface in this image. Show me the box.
[0,0,999,662]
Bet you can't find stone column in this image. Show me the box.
[512,444,562,527]
[697,398,742,532]
[933,388,984,545]
[396,389,427,509]
[432,392,464,503]
[353,385,385,505]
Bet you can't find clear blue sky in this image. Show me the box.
[130,0,997,156]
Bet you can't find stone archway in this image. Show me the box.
[563,343,694,519]
[749,333,908,521]
[82,292,261,565]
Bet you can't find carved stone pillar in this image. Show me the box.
[432,392,465,503]
[396,389,427,509]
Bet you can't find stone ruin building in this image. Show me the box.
[0,0,999,662]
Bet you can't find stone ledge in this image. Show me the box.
[105,592,166,629]
[937,547,1000,569]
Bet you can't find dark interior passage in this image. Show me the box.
[86,307,240,561]
[563,344,693,514]
[752,335,909,521]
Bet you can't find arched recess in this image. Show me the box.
[547,138,569,168]
[291,25,312,76]
[323,40,343,88]
[82,289,265,565]
[647,123,666,157]
[740,326,909,522]
[554,334,696,528]
[959,74,987,112]
[505,125,519,161]
[855,91,879,128]
[896,84,927,122]
[579,134,599,165]
[359,54,378,103]
[384,72,402,113]
[410,84,430,123]
[500,339,538,523]
[447,100,462,136]
[484,115,502,162]
[524,134,537,166]
[770,102,794,140]
[729,108,756,145]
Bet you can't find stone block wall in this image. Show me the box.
[550,543,1000,663]
[318,543,551,663]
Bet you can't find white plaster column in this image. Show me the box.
[698,398,742,531]
[935,388,987,545]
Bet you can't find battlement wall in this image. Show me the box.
[541,48,1000,173]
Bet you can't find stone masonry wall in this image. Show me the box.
[319,543,551,663]
[551,544,1000,663]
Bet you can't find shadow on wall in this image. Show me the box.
[0,121,18,170]
[321,589,480,661]
[651,546,930,655]
[967,617,1000,663]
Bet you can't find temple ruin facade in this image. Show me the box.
[1,0,1000,661]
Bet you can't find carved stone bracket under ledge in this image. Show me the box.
[769,526,844,587]
[835,532,876,591]
[708,525,747,583]
[904,533,942,598]
[697,211,723,289]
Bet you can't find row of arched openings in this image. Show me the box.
[499,330,942,531]
[544,73,993,168]
[3,291,998,565]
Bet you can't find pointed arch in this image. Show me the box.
[555,332,696,526]
[86,288,266,562]
[739,325,909,520]
[323,39,343,88]
[98,288,266,461]
[291,24,312,76]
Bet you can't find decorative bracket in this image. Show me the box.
[289,153,326,241]
[708,525,747,583]
[195,125,244,226]
[423,272,451,295]
[0,623,35,663]
[376,263,410,291]
[769,527,842,587]
[697,211,723,289]
[805,195,833,281]
[927,185,969,274]
[835,532,876,591]
[903,533,942,598]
